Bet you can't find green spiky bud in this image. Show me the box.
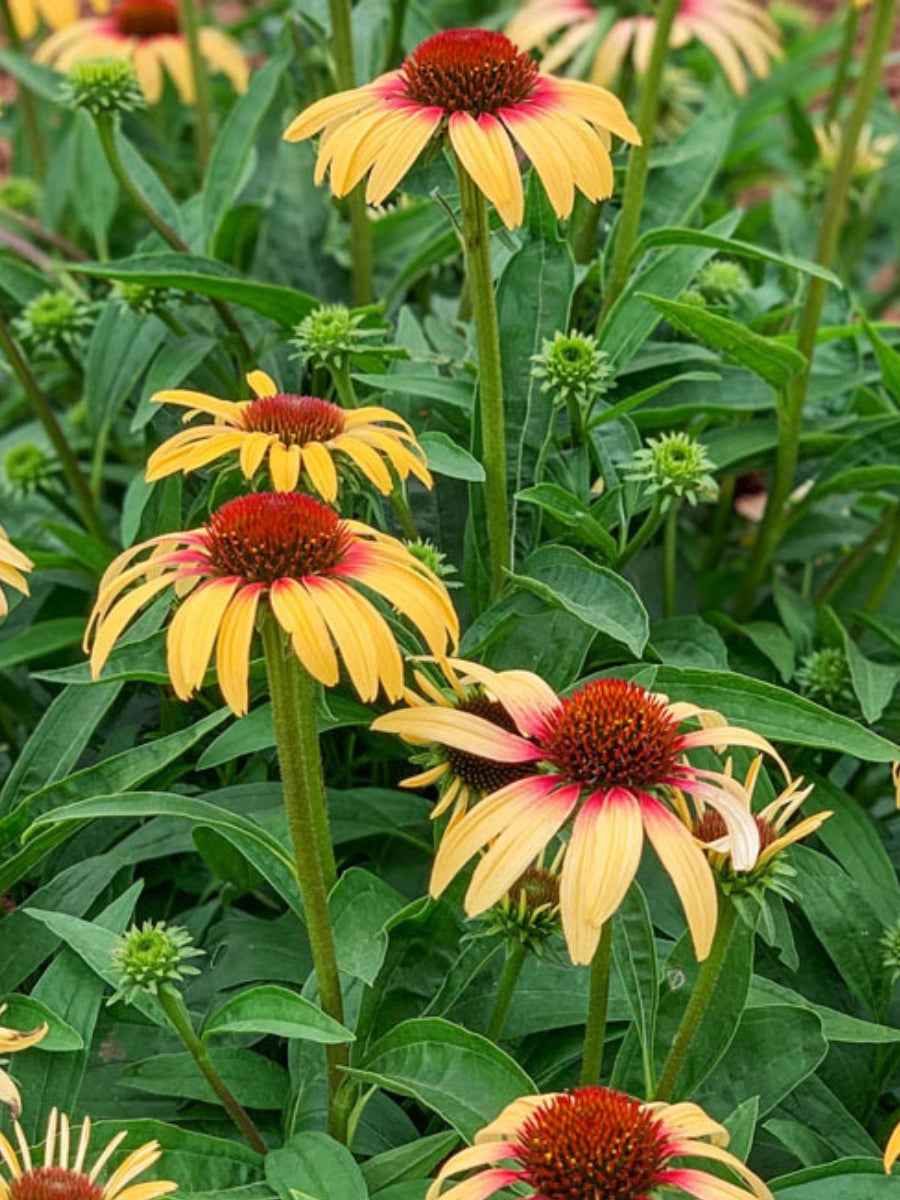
[480,866,561,955]
[112,280,170,315]
[14,290,92,356]
[404,539,458,584]
[795,648,855,711]
[695,259,752,305]
[291,303,385,371]
[626,431,718,505]
[532,330,613,411]
[61,59,147,116]
[110,920,203,1005]
[0,177,41,214]
[3,443,54,496]
[678,288,708,309]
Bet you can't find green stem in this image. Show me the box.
[566,393,586,446]
[597,0,682,327]
[816,503,895,602]
[157,985,268,1154]
[580,923,613,1086]
[0,0,47,180]
[618,496,664,566]
[863,502,900,615]
[456,161,511,601]
[825,3,860,124]
[663,500,679,618]
[486,942,527,1042]
[654,901,737,1101]
[734,0,897,619]
[384,0,410,70]
[261,620,346,1137]
[332,358,358,408]
[701,475,735,573]
[179,0,214,171]
[0,314,106,543]
[93,114,252,362]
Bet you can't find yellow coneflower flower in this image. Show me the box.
[815,122,897,178]
[675,755,831,877]
[374,668,786,964]
[507,0,783,97]
[886,1120,900,1173]
[428,1087,772,1200]
[0,1107,177,1200]
[84,492,459,715]
[146,370,432,501]
[0,524,33,620]
[392,657,550,824]
[35,0,248,103]
[284,28,639,230]
[0,1007,48,1119]
[8,0,108,40]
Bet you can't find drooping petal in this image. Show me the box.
[372,707,543,763]
[166,577,240,700]
[667,1141,772,1199]
[657,1168,766,1200]
[640,793,717,961]
[215,584,265,717]
[269,578,340,687]
[448,111,524,229]
[365,107,444,205]
[426,1142,520,1200]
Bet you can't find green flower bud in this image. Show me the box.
[291,303,384,370]
[481,866,561,955]
[0,177,41,214]
[2,443,55,496]
[695,259,752,305]
[14,290,92,357]
[61,58,147,117]
[404,539,458,584]
[795,647,855,711]
[532,330,613,412]
[678,288,708,309]
[110,920,203,1005]
[112,280,170,315]
[626,431,718,505]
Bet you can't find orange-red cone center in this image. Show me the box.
[113,0,180,37]
[516,1088,668,1200]
[9,1169,104,1200]
[242,394,345,446]
[402,30,539,115]
[205,493,350,583]
[541,679,681,789]
[694,809,778,853]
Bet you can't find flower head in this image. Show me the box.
[815,122,897,180]
[146,370,431,500]
[795,647,855,712]
[7,0,108,40]
[3,444,56,497]
[60,58,146,115]
[626,432,718,505]
[284,28,639,229]
[0,524,33,620]
[428,1087,772,1200]
[14,290,92,358]
[481,861,562,954]
[36,0,248,104]
[507,0,782,97]
[111,281,170,315]
[85,492,458,715]
[0,1108,177,1200]
[374,665,787,963]
[532,330,613,412]
[0,178,42,214]
[110,920,203,1004]
[291,303,389,373]
[0,1005,48,1119]
[695,258,752,305]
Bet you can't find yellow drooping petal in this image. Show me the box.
[448,111,524,229]
[300,441,340,502]
[269,578,340,687]
[642,796,717,961]
[167,578,239,700]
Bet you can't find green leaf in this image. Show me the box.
[361,1133,459,1194]
[0,995,83,1052]
[266,1133,367,1200]
[203,50,290,246]
[772,1160,897,1195]
[73,255,317,326]
[629,228,842,287]
[861,314,900,404]
[84,304,167,433]
[418,431,485,481]
[0,618,86,671]
[349,1018,535,1139]
[829,612,900,723]
[515,485,618,559]
[0,47,62,100]
[92,1122,262,1193]
[615,665,900,762]
[204,985,353,1044]
[512,546,649,657]
[641,294,808,388]
[612,885,659,1097]
[329,868,410,985]
[122,1049,289,1108]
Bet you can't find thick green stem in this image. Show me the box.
[0,0,47,180]
[261,620,347,1137]
[654,901,737,1101]
[598,0,682,326]
[580,923,613,1086]
[157,985,268,1154]
[94,114,251,362]
[863,502,900,615]
[384,0,410,70]
[0,314,106,543]
[486,942,527,1042]
[327,0,374,305]
[179,0,214,171]
[734,0,897,619]
[456,161,511,600]
[618,496,664,566]
[825,3,860,124]
[663,500,680,618]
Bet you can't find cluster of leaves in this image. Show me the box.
[1,0,900,1198]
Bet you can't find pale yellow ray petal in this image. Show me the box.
[247,370,278,398]
[371,707,541,763]
[306,578,383,701]
[502,109,574,218]
[365,108,443,205]
[90,574,176,677]
[215,585,264,717]
[284,86,382,143]
[239,432,274,479]
[152,389,243,422]
[268,579,339,687]
[167,578,239,700]
[427,1143,518,1200]
[448,111,524,230]
[300,441,339,501]
[553,77,641,144]
[268,441,301,491]
[641,795,717,961]
[199,26,249,92]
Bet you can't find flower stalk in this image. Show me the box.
[486,941,528,1042]
[663,500,680,618]
[0,0,47,180]
[580,923,613,1085]
[156,984,268,1154]
[654,899,737,1101]
[734,0,898,619]
[179,0,214,170]
[598,0,682,325]
[261,618,347,1137]
[825,2,861,123]
[456,160,511,600]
